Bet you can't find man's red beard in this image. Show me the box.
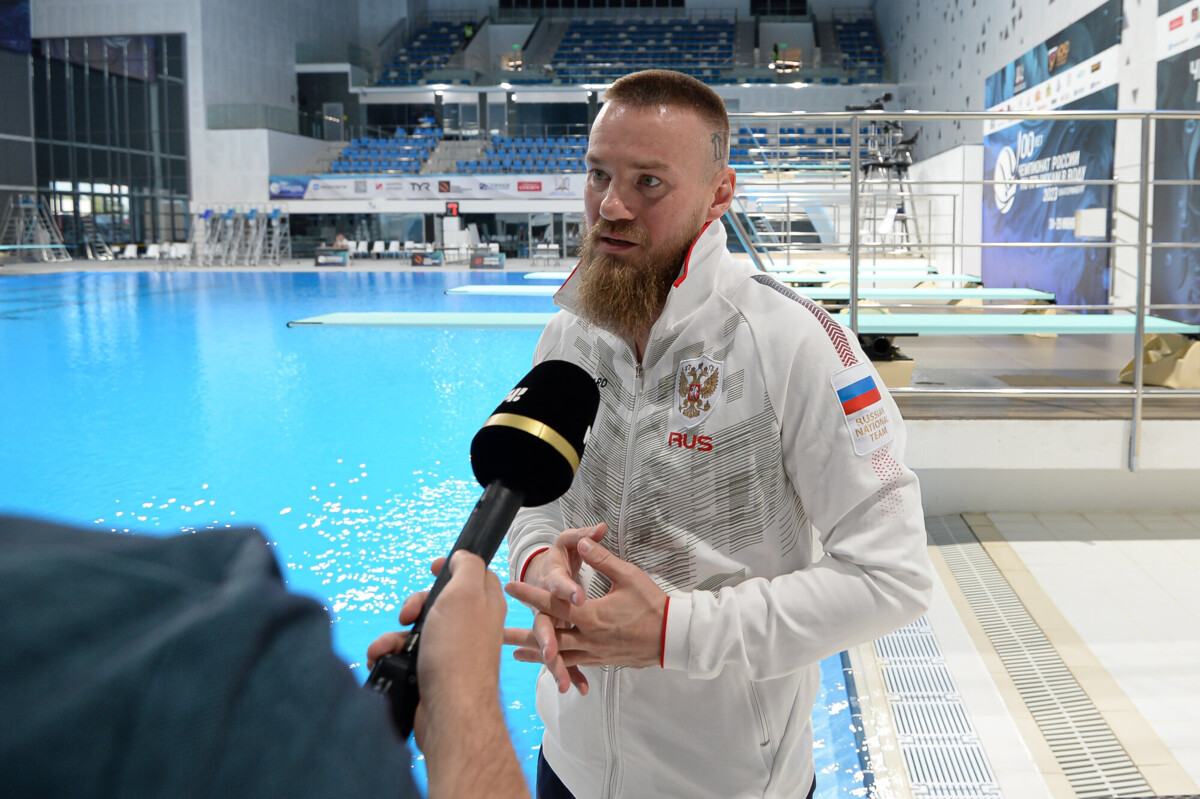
[575,213,706,343]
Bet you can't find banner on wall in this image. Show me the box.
[981,0,1122,308]
[268,174,585,201]
[0,0,30,54]
[1152,0,1200,324]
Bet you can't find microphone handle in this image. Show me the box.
[366,481,526,739]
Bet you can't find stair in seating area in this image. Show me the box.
[425,139,485,174]
[315,140,351,174]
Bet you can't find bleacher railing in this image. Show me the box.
[728,109,1200,471]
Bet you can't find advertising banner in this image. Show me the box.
[981,0,1122,308]
[1152,0,1200,324]
[268,174,585,201]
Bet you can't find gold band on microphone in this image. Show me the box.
[482,413,580,473]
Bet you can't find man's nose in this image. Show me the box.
[599,182,635,221]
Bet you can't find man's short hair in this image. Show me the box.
[602,70,731,166]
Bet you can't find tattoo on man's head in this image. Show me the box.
[712,132,728,163]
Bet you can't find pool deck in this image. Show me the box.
[5,256,1199,798]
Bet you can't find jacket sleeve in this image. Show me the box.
[661,286,933,681]
[506,311,571,583]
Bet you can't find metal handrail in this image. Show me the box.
[729,109,1200,471]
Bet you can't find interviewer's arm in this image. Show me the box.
[368,552,528,799]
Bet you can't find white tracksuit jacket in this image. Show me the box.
[507,221,933,799]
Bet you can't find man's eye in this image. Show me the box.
[640,175,662,187]
[589,169,608,181]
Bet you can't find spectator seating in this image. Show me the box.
[377,21,475,85]
[329,126,442,174]
[833,15,885,83]
[457,134,588,174]
[550,18,735,84]
[730,124,874,168]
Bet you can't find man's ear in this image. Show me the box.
[706,166,737,222]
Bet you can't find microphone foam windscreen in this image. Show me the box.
[470,359,600,506]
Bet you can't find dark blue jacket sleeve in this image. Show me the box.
[0,514,416,799]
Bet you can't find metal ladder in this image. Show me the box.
[261,208,291,265]
[80,215,115,260]
[236,208,263,265]
[0,194,72,262]
[187,209,215,265]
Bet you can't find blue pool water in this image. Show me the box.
[0,270,868,796]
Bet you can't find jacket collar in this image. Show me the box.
[553,220,726,319]
[552,221,729,372]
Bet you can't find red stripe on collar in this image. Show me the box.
[552,261,583,301]
[673,220,714,288]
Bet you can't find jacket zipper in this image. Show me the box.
[601,356,644,799]
[748,681,771,747]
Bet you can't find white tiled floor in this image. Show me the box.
[973,510,1200,791]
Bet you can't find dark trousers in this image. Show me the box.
[536,750,817,799]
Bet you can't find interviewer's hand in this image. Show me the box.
[366,552,525,799]
[366,552,506,746]
[517,523,608,693]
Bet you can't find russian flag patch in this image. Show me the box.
[831,362,893,455]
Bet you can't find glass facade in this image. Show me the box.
[33,34,188,253]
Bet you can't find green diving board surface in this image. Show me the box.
[777,272,982,284]
[844,313,1200,337]
[763,262,937,273]
[520,270,980,285]
[445,285,1053,302]
[288,311,1199,337]
[286,312,557,329]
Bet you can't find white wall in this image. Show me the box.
[910,419,1200,515]
[200,0,356,109]
[359,0,409,57]
[467,22,534,72]
[906,143,983,277]
[192,129,271,207]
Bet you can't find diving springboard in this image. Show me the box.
[286,312,557,329]
[779,272,982,284]
[763,262,937,274]
[287,311,1198,337]
[838,313,1200,337]
[520,270,981,285]
[444,285,1054,302]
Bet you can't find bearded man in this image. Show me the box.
[503,70,933,799]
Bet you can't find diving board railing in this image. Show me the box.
[721,109,1200,471]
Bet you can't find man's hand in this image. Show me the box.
[518,523,608,694]
[504,537,668,689]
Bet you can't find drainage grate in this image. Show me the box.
[927,515,1153,799]
[882,664,960,698]
[875,616,1001,797]
[873,564,1001,797]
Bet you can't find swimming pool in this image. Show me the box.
[0,270,868,796]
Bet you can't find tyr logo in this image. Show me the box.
[504,387,528,403]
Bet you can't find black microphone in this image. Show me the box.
[365,359,600,739]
